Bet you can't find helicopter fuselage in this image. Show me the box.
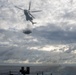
[24,10,33,21]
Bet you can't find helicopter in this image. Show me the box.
[15,1,41,25]
[15,1,41,34]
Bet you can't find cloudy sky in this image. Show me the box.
[0,0,76,65]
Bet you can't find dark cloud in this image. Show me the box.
[32,24,76,44]
[0,28,76,64]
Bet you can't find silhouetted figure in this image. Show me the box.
[19,67,30,75]
[26,67,30,74]
[20,67,26,75]
[9,71,13,75]
[37,73,39,75]
[42,72,43,75]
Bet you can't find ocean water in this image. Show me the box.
[0,64,76,75]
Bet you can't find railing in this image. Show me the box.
[0,71,76,75]
[0,71,53,75]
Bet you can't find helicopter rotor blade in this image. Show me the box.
[15,6,24,10]
[29,1,31,10]
[31,10,42,13]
